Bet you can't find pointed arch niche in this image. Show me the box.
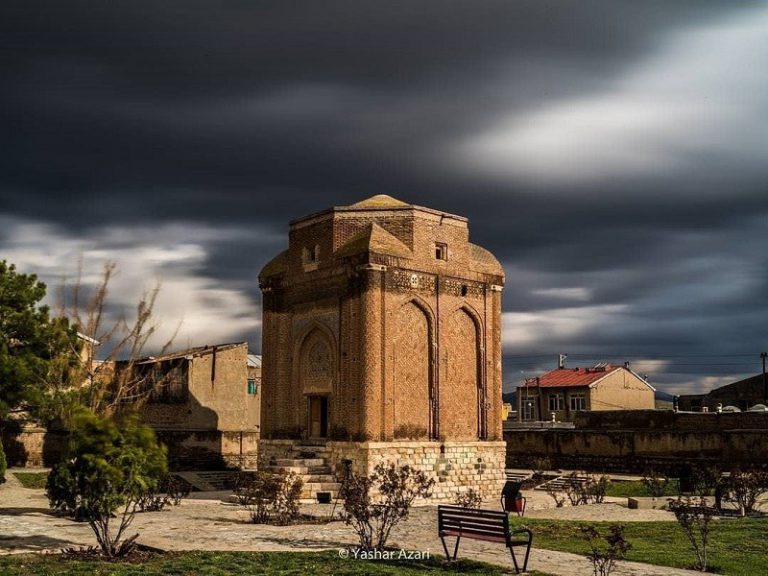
[391,299,433,439]
[297,326,335,396]
[441,307,483,440]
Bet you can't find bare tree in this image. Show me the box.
[45,261,179,422]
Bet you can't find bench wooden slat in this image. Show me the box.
[441,529,507,543]
[437,504,532,575]
[440,517,506,529]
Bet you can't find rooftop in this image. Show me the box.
[520,364,622,388]
[290,194,467,227]
[135,342,248,364]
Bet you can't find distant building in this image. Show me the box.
[517,363,655,422]
[677,373,768,412]
[132,342,260,469]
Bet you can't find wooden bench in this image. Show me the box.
[437,505,533,573]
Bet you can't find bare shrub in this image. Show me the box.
[272,471,303,525]
[690,464,721,498]
[564,473,586,506]
[136,475,191,512]
[546,487,566,507]
[641,468,670,498]
[165,476,191,506]
[530,456,552,481]
[239,469,303,525]
[562,472,609,506]
[586,474,610,504]
[454,488,483,509]
[668,496,715,571]
[244,471,279,524]
[233,471,258,506]
[340,463,434,551]
[724,468,768,517]
[581,525,631,576]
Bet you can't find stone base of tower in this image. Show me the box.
[259,439,506,503]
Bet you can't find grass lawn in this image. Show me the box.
[605,479,680,498]
[12,471,49,489]
[0,551,553,576]
[510,516,768,575]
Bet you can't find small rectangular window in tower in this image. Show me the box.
[435,242,448,261]
[302,245,319,265]
[247,378,258,395]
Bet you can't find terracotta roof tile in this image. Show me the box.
[521,365,621,388]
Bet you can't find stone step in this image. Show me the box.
[300,482,341,503]
[301,481,341,493]
[266,465,332,476]
[504,471,532,482]
[535,475,591,491]
[174,471,217,492]
[290,447,332,458]
[195,471,239,490]
[273,458,326,468]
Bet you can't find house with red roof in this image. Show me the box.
[517,362,655,422]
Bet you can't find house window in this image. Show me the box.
[548,393,564,411]
[247,378,258,395]
[569,393,587,411]
[522,399,536,421]
[435,242,448,261]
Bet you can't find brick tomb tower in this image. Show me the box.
[258,195,506,501]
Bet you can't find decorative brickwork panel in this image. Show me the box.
[440,278,484,298]
[392,302,431,439]
[386,269,436,295]
[441,309,480,440]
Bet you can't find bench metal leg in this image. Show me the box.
[439,535,462,561]
[509,547,520,573]
[509,538,532,574]
[440,536,450,560]
[452,535,461,560]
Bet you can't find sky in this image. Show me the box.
[2,1,767,395]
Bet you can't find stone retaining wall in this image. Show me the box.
[573,409,768,431]
[260,439,506,502]
[504,429,768,474]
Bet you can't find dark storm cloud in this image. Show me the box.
[2,0,767,394]
[0,0,741,225]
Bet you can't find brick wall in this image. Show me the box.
[259,197,504,444]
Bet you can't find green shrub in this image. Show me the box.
[46,409,167,557]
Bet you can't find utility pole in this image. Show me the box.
[762,352,767,403]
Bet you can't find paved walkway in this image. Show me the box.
[0,472,701,576]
